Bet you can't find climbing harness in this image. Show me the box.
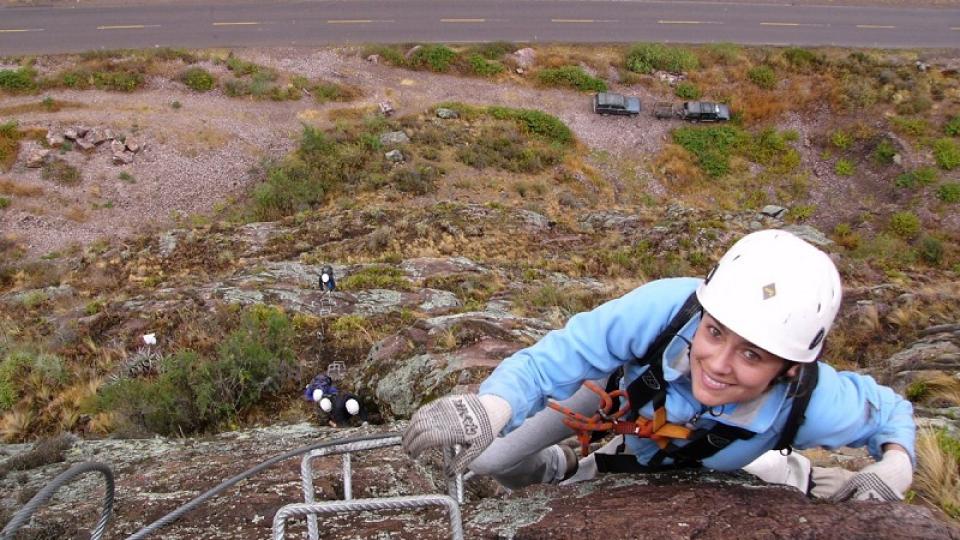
[547,380,691,457]
[1,432,466,540]
[548,292,819,473]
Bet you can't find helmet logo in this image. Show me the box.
[808,328,825,350]
[762,283,777,300]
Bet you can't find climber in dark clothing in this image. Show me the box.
[304,374,366,427]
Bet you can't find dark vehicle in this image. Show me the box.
[680,101,730,122]
[592,92,641,116]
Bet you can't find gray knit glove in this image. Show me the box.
[402,394,495,476]
[829,450,913,502]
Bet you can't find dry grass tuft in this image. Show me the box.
[0,179,44,197]
[652,144,704,188]
[0,100,86,116]
[914,427,960,521]
[0,408,33,443]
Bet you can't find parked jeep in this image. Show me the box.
[679,101,730,122]
[592,92,641,116]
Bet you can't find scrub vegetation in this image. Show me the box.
[0,42,958,522]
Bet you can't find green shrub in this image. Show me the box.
[889,211,921,239]
[41,159,82,185]
[392,165,442,195]
[747,65,777,90]
[891,116,929,137]
[93,70,144,92]
[96,306,294,435]
[782,48,820,70]
[537,66,607,92]
[0,67,37,92]
[835,158,855,176]
[873,139,897,165]
[486,106,574,146]
[934,138,960,170]
[225,54,274,79]
[0,121,22,172]
[468,41,515,60]
[917,235,944,266]
[468,55,504,77]
[895,94,932,115]
[936,182,960,203]
[180,67,215,92]
[746,128,799,171]
[625,43,699,74]
[456,125,563,173]
[0,197,10,209]
[339,265,410,290]
[830,130,853,150]
[895,167,938,189]
[945,116,960,137]
[674,82,700,100]
[700,43,741,65]
[0,349,69,411]
[313,81,361,103]
[362,45,406,67]
[672,125,747,177]
[409,44,458,72]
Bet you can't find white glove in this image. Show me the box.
[828,450,913,502]
[402,394,511,476]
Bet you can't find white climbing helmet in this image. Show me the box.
[345,398,360,416]
[319,397,333,413]
[695,229,842,363]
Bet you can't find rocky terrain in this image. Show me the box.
[1,42,959,538]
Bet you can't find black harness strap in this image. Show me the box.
[648,422,756,468]
[772,362,819,453]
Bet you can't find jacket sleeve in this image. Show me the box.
[793,362,916,463]
[479,277,701,433]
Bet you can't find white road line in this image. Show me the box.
[856,24,896,29]
[96,24,159,30]
[658,20,720,25]
[440,19,486,23]
[552,19,595,23]
[0,28,45,33]
[327,19,374,24]
[212,22,261,26]
[760,22,824,27]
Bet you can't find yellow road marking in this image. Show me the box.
[856,24,895,29]
[441,18,486,23]
[0,28,44,33]
[212,22,261,26]
[96,24,158,30]
[552,19,594,23]
[327,19,373,24]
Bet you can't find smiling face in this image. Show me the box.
[689,312,799,407]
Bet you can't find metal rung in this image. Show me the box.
[299,435,464,540]
[273,495,463,540]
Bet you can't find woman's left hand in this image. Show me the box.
[829,449,913,502]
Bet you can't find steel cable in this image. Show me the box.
[0,461,114,540]
[125,431,401,540]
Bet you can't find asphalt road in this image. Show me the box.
[0,0,958,55]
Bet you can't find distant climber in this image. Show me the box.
[319,265,336,292]
[304,374,366,427]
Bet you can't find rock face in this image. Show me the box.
[2,425,956,540]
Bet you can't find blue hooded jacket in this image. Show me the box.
[479,277,916,470]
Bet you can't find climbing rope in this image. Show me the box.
[547,380,692,456]
[0,461,114,540]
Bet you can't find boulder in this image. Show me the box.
[359,310,553,419]
[512,47,537,70]
[25,148,50,168]
[45,131,65,148]
[110,140,126,154]
[385,149,404,163]
[124,138,142,153]
[379,131,410,146]
[84,127,112,145]
[782,224,832,247]
[435,107,459,119]
[378,101,395,116]
[760,205,787,219]
[112,151,134,165]
[63,128,79,141]
[75,138,95,152]
[365,54,380,63]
